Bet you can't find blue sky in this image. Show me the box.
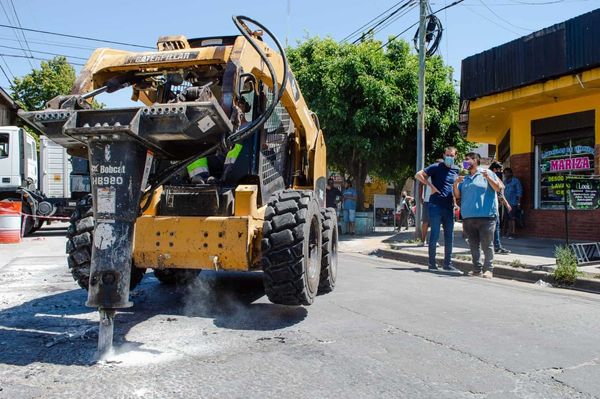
[3,0,599,106]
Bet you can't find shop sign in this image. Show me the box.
[541,145,595,159]
[566,177,600,210]
[550,157,591,172]
[540,145,595,174]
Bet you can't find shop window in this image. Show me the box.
[533,111,595,210]
[536,136,595,209]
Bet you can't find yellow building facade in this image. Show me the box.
[461,10,600,240]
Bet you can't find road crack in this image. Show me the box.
[332,301,598,398]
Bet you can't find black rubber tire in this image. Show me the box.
[29,220,42,234]
[21,202,35,236]
[153,268,200,285]
[318,208,338,295]
[66,194,146,290]
[262,189,322,306]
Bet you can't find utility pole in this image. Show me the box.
[415,0,427,240]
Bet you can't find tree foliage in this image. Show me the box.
[11,56,76,111]
[287,37,473,208]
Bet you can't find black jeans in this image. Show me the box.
[462,217,496,272]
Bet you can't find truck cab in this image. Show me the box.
[0,126,90,235]
[0,127,37,192]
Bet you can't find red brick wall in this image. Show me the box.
[509,152,600,241]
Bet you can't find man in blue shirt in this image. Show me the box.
[342,180,357,235]
[415,146,460,271]
[454,152,504,278]
[502,168,523,239]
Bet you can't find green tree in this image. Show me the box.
[11,56,76,111]
[287,37,473,209]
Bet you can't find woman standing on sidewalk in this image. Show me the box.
[454,153,504,279]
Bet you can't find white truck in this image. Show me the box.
[0,126,90,234]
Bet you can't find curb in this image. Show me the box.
[373,248,600,295]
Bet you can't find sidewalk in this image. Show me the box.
[338,223,600,293]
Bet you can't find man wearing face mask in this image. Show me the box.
[502,168,523,239]
[453,153,504,278]
[415,147,460,271]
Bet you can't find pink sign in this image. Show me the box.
[550,157,590,171]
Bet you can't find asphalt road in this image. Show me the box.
[1,230,599,398]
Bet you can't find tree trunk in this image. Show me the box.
[351,160,368,211]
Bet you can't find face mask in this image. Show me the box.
[443,156,455,167]
[462,160,471,169]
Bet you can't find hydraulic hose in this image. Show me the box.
[228,15,289,143]
[140,15,290,213]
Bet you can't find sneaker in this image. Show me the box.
[428,265,439,271]
[483,271,494,279]
[469,270,482,277]
[495,248,511,254]
[507,235,515,240]
[443,265,461,273]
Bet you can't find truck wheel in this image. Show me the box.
[318,208,338,295]
[153,269,200,285]
[29,220,42,234]
[66,195,146,290]
[262,190,322,306]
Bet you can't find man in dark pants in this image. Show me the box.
[326,178,342,210]
[489,162,511,254]
[502,167,523,239]
[454,153,504,278]
[415,146,460,271]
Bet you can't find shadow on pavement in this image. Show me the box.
[376,266,464,277]
[0,270,306,366]
[28,225,68,238]
[338,230,406,241]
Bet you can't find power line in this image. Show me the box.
[0,60,10,83]
[0,0,32,68]
[462,3,521,35]
[0,52,85,66]
[352,0,417,44]
[0,23,153,49]
[508,0,589,4]
[478,0,534,31]
[0,44,88,60]
[460,0,592,6]
[0,55,14,80]
[8,0,35,58]
[378,21,420,50]
[369,3,419,37]
[341,0,411,42]
[0,35,98,50]
[378,0,465,50]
